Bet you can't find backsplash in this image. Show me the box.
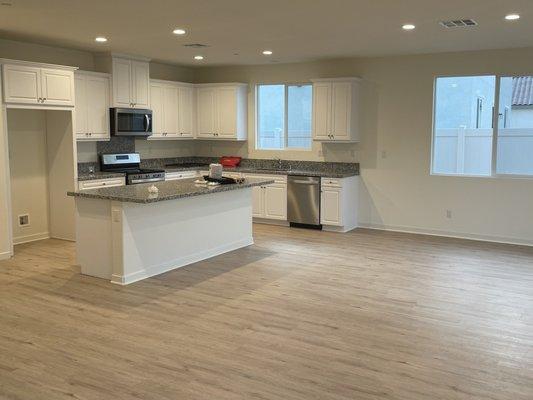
[96,136,135,156]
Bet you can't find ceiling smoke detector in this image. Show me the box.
[439,19,478,28]
[183,43,210,48]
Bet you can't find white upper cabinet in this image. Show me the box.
[312,78,361,142]
[196,87,216,137]
[2,62,75,106]
[40,68,75,106]
[196,84,247,140]
[178,86,194,137]
[112,57,150,108]
[75,71,110,141]
[131,61,150,108]
[149,80,195,140]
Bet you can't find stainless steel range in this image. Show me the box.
[100,153,165,185]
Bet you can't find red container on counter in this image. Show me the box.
[219,156,242,168]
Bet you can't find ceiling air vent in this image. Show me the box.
[183,43,210,48]
[439,19,478,28]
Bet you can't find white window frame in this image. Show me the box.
[430,74,533,179]
[255,82,313,151]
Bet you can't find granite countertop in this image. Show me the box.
[216,167,357,178]
[78,167,358,181]
[165,165,358,178]
[68,177,274,204]
[78,171,126,181]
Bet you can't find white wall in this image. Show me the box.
[46,110,76,241]
[195,48,533,245]
[7,109,50,244]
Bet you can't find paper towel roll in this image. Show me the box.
[209,163,223,179]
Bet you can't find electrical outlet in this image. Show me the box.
[446,210,452,219]
[381,150,387,159]
[18,214,30,226]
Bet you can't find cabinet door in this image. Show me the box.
[264,184,287,220]
[216,87,237,138]
[150,83,164,136]
[2,64,41,104]
[86,75,110,138]
[74,75,87,136]
[312,82,331,140]
[197,87,216,137]
[112,58,132,107]
[178,86,194,137]
[321,188,342,226]
[131,61,150,108]
[251,185,264,218]
[163,85,179,136]
[40,68,75,106]
[331,82,351,140]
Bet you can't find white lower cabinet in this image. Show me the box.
[245,174,287,221]
[78,177,125,190]
[320,176,358,232]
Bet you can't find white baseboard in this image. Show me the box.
[358,222,533,247]
[50,235,75,242]
[0,251,12,261]
[13,232,50,245]
[323,225,353,233]
[111,237,254,285]
[253,218,290,227]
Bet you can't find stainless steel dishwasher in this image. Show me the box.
[287,176,321,228]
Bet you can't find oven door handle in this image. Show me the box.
[144,114,150,132]
[130,178,162,184]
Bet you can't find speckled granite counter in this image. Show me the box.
[78,157,359,181]
[68,177,274,204]
[193,166,357,178]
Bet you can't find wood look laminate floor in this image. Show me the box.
[0,225,532,400]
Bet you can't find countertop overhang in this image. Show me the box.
[68,177,274,204]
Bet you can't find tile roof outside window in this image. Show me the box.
[512,76,533,106]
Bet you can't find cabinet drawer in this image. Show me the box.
[79,178,125,190]
[165,171,199,180]
[244,173,287,184]
[321,178,342,188]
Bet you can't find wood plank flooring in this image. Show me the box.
[0,225,532,400]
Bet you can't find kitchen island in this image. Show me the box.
[67,177,273,285]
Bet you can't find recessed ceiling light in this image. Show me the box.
[95,36,108,43]
[173,28,187,35]
[402,24,416,30]
[194,55,204,60]
[262,50,273,55]
[505,14,520,21]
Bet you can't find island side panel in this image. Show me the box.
[75,197,114,279]
[112,188,254,285]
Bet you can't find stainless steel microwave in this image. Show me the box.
[110,108,152,137]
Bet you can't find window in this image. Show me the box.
[432,76,495,176]
[496,76,533,175]
[256,84,312,150]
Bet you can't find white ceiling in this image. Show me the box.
[0,0,532,66]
